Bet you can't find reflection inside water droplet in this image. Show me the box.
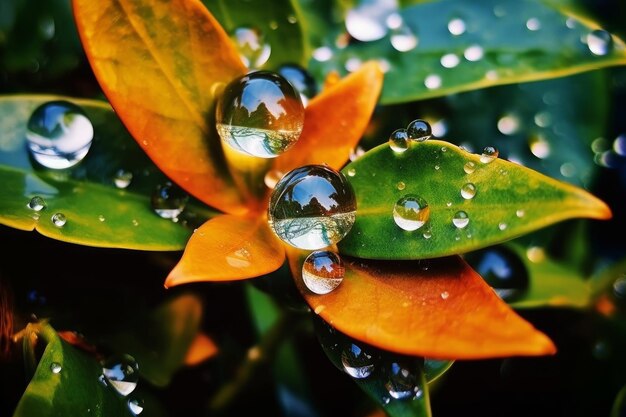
[51,212,66,227]
[28,196,46,211]
[385,360,423,400]
[460,183,477,200]
[128,398,144,415]
[463,161,476,174]
[480,146,499,163]
[50,362,62,374]
[151,182,189,220]
[587,29,613,56]
[341,342,376,379]
[230,26,271,68]
[114,169,133,189]
[406,119,432,142]
[102,354,139,396]
[389,128,410,153]
[302,251,345,294]
[393,195,430,231]
[452,211,469,229]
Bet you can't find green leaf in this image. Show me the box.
[612,384,626,417]
[203,0,309,68]
[308,0,626,104]
[0,95,215,251]
[338,140,610,259]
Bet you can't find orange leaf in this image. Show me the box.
[184,332,218,365]
[165,214,285,286]
[288,251,556,359]
[274,61,384,173]
[73,0,248,214]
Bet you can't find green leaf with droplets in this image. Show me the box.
[308,0,626,104]
[338,140,611,259]
[0,96,215,251]
[203,0,308,68]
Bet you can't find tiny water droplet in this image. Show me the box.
[347,168,356,177]
[480,146,499,163]
[269,20,278,30]
[422,231,432,239]
[313,46,333,62]
[151,182,189,219]
[526,17,541,31]
[389,128,410,153]
[341,343,376,379]
[460,183,477,200]
[114,169,133,189]
[385,360,423,400]
[287,14,297,24]
[447,18,466,35]
[440,53,460,68]
[498,222,507,231]
[27,196,46,211]
[446,202,452,207]
[465,246,529,301]
[434,165,440,170]
[345,0,396,42]
[424,74,442,89]
[131,219,139,227]
[463,161,476,174]
[464,45,484,61]
[452,211,469,229]
[349,146,365,161]
[587,29,613,56]
[302,251,344,294]
[406,119,432,142]
[98,214,106,222]
[216,71,304,158]
[26,100,94,169]
[264,170,284,189]
[390,24,418,52]
[440,291,449,300]
[393,195,430,231]
[128,398,144,416]
[268,165,356,250]
[51,213,66,227]
[396,181,406,190]
[516,209,525,218]
[497,114,520,135]
[50,362,62,374]
[102,354,139,396]
[230,26,271,68]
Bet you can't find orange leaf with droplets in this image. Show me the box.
[165,214,285,286]
[289,250,556,359]
[274,62,383,173]
[73,0,248,214]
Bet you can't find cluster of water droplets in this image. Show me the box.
[100,354,143,415]
[388,118,432,153]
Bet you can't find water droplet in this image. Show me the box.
[389,128,410,153]
[516,209,525,218]
[102,354,139,396]
[565,17,576,29]
[406,119,432,141]
[529,135,551,159]
[287,14,297,24]
[313,46,333,62]
[424,74,442,89]
[464,45,484,61]
[128,398,144,415]
[587,29,613,56]
[114,169,133,189]
[385,360,423,400]
[51,213,66,227]
[393,195,430,231]
[390,24,418,52]
[613,134,626,156]
[447,18,466,35]
[526,246,545,263]
[230,27,271,68]
[277,63,318,103]
[302,251,344,295]
[440,53,460,68]
[396,181,406,191]
[465,246,529,301]
[498,222,507,231]
[497,114,520,135]
[26,100,94,169]
[534,111,552,128]
[264,170,284,189]
[422,231,432,239]
[268,165,356,250]
[452,211,469,229]
[480,146,499,163]
[216,71,304,158]
[463,161,476,174]
[560,162,577,177]
[151,181,189,219]
[460,183,477,200]
[27,196,46,211]
[440,291,449,300]
[98,214,106,222]
[434,165,440,171]
[341,343,376,378]
[526,17,541,31]
[50,362,62,374]
[269,20,278,30]
[347,168,356,177]
[131,219,139,227]
[446,202,452,207]
[345,0,397,42]
[349,146,365,162]
[613,276,626,301]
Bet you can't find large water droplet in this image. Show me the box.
[464,45,484,61]
[230,26,271,69]
[460,183,477,200]
[216,71,304,158]
[385,360,423,400]
[447,18,466,35]
[406,119,432,141]
[345,0,397,42]
[151,181,189,219]
[277,63,318,104]
[390,24,418,52]
[465,246,529,301]
[51,213,66,227]
[50,362,62,374]
[463,161,476,174]
[341,343,376,379]
[480,146,499,163]
[102,354,139,396]
[128,398,144,415]
[26,100,94,169]
[452,211,469,229]
[440,53,460,68]
[114,169,133,189]
[389,128,410,153]
[393,195,430,231]
[587,30,613,56]
[28,196,46,211]
[268,165,356,250]
[526,17,541,31]
[302,251,345,294]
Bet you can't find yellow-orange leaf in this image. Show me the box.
[73,0,248,214]
[165,215,285,286]
[184,332,218,365]
[274,61,384,173]
[289,251,556,359]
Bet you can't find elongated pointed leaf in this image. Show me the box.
[289,250,556,359]
[338,140,611,259]
[308,0,626,104]
[165,214,285,286]
[0,96,213,250]
[73,0,248,214]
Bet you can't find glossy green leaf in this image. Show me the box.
[611,384,626,417]
[308,0,626,104]
[0,96,214,250]
[338,140,611,259]
[204,0,308,68]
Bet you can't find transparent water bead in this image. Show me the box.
[277,63,318,104]
[390,24,418,52]
[302,251,345,295]
[28,196,46,211]
[406,119,432,141]
[341,343,376,379]
[480,146,499,163]
[345,0,398,42]
[463,161,476,174]
[50,362,62,374]
[393,195,430,231]
[268,165,356,250]
[587,30,613,56]
[230,26,271,69]
[216,71,304,158]
[114,169,133,189]
[452,211,469,229]
[465,246,529,301]
[151,182,189,220]
[102,354,139,396]
[389,128,410,153]
[460,183,477,200]
[128,398,144,416]
[26,100,94,169]
[385,360,423,400]
[51,213,66,227]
